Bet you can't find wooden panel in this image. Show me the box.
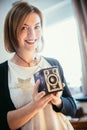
[70,118,87,130]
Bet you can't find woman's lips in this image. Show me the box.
[25,39,37,44]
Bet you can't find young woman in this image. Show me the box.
[0,1,77,130]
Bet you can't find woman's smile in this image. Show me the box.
[25,39,37,45]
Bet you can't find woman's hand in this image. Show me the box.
[32,79,53,110]
[50,83,65,108]
[50,91,63,107]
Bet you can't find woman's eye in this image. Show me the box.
[21,27,28,31]
[35,25,41,29]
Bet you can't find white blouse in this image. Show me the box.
[8,57,59,130]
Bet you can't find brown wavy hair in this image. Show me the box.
[4,1,44,53]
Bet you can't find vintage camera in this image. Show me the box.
[34,66,63,94]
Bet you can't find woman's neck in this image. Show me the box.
[11,53,40,67]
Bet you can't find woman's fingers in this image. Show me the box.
[34,91,46,101]
[62,83,65,88]
[32,79,40,96]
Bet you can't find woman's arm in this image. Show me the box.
[52,67,77,117]
[7,80,53,130]
[47,58,77,117]
[52,85,77,117]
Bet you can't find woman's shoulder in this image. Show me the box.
[43,56,64,76]
[0,61,8,69]
[43,56,61,66]
[0,61,8,83]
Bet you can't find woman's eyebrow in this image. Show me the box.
[23,22,41,27]
[23,24,28,26]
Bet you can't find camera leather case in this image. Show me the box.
[34,66,63,94]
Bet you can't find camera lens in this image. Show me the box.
[48,74,58,86]
[49,75,56,84]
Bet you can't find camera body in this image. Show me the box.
[34,66,63,94]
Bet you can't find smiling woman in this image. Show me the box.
[0,1,77,130]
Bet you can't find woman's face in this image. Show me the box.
[17,12,42,53]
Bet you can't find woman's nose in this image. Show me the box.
[27,28,35,38]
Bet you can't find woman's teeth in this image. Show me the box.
[25,39,37,44]
[26,41,34,44]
